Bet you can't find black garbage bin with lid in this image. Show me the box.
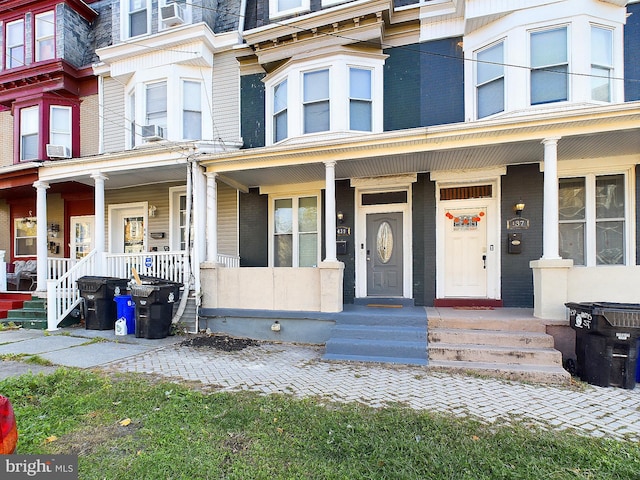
[131,280,180,339]
[77,276,130,330]
[567,302,640,389]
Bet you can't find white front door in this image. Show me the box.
[443,206,488,298]
[109,203,147,253]
[70,216,95,260]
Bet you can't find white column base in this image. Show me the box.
[530,258,574,320]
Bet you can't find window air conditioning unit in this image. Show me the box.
[142,124,165,141]
[46,144,72,159]
[160,3,185,27]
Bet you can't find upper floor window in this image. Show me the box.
[127,0,149,38]
[182,80,202,140]
[476,41,504,119]
[303,70,329,134]
[266,54,384,145]
[50,106,71,152]
[35,11,55,62]
[146,81,167,134]
[349,68,372,131]
[269,0,310,20]
[530,27,568,105]
[20,106,39,161]
[591,26,612,102]
[6,19,25,69]
[559,174,626,266]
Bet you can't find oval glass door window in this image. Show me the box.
[376,221,394,263]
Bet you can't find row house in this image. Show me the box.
[0,0,638,372]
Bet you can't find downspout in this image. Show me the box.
[171,154,195,329]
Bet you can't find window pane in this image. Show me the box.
[21,107,39,133]
[350,100,372,131]
[274,80,287,112]
[130,9,147,37]
[477,42,503,84]
[274,111,287,143]
[477,78,504,118]
[531,66,568,104]
[298,233,317,267]
[36,12,55,37]
[21,107,39,161]
[591,27,612,66]
[146,82,167,127]
[559,223,585,265]
[7,21,24,68]
[591,66,610,102]
[51,107,70,132]
[183,81,201,111]
[278,0,301,10]
[596,221,624,265]
[559,178,585,221]
[21,135,39,161]
[304,101,329,133]
[350,68,371,100]
[183,111,202,140]
[274,235,292,267]
[531,28,567,67]
[36,12,55,62]
[596,175,624,219]
[273,80,288,142]
[303,70,329,102]
[298,197,317,232]
[274,199,292,234]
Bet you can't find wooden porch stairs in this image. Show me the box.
[427,308,571,384]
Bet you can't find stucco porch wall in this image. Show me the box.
[200,262,344,313]
[567,266,640,303]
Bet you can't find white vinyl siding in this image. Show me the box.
[102,77,126,153]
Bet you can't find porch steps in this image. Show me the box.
[0,293,32,321]
[175,294,197,333]
[323,303,428,366]
[3,299,47,330]
[427,309,571,384]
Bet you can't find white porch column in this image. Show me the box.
[324,161,337,262]
[206,172,218,263]
[33,181,49,292]
[541,137,561,260]
[91,172,108,254]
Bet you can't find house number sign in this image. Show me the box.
[336,226,351,236]
[507,217,530,230]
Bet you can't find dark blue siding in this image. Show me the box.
[384,39,465,131]
[636,166,640,265]
[501,164,544,307]
[336,180,356,303]
[240,74,266,149]
[239,188,268,267]
[413,173,436,306]
[625,3,640,101]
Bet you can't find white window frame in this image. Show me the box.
[302,68,330,135]
[269,0,310,20]
[182,79,202,141]
[122,0,151,39]
[6,19,25,69]
[590,24,613,103]
[475,40,505,119]
[49,105,72,151]
[348,67,373,132]
[145,80,168,133]
[169,186,188,251]
[529,25,569,106]
[268,191,321,268]
[14,217,37,257]
[558,160,635,267]
[20,106,39,161]
[35,11,55,62]
[264,53,384,145]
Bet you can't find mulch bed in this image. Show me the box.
[180,334,260,352]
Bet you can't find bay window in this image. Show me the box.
[273,80,288,143]
[303,70,330,134]
[146,81,167,133]
[182,81,202,140]
[6,19,25,69]
[273,195,319,267]
[349,68,372,131]
[559,174,626,266]
[35,11,55,62]
[591,26,613,102]
[530,27,568,105]
[50,106,71,151]
[476,41,504,118]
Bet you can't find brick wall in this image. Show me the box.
[80,94,100,157]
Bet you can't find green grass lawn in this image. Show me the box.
[1,368,639,479]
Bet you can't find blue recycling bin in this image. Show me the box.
[114,295,135,335]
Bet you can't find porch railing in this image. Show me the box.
[217,253,240,268]
[104,251,187,284]
[47,250,98,331]
[48,257,77,279]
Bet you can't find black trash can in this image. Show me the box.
[77,276,130,330]
[131,281,179,339]
[567,302,640,389]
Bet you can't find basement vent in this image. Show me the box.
[440,185,492,201]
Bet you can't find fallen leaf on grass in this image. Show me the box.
[119,418,132,427]
[45,435,58,443]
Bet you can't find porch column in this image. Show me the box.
[91,172,108,268]
[206,172,218,263]
[541,137,561,260]
[33,181,49,292]
[324,161,337,262]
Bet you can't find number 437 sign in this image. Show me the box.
[507,217,530,230]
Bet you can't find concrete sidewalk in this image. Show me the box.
[1,326,639,442]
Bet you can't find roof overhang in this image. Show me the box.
[198,102,640,189]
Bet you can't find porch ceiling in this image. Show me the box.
[208,111,640,189]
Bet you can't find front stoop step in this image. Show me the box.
[3,299,47,330]
[427,311,571,385]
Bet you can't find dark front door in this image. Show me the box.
[366,213,403,296]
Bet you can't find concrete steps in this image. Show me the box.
[323,303,428,366]
[427,308,570,384]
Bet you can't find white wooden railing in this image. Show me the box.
[47,250,98,331]
[46,250,240,330]
[48,257,77,279]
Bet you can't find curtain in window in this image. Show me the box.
[50,106,71,149]
[591,27,612,102]
[274,199,293,267]
[595,175,624,265]
[559,178,585,265]
[20,107,39,161]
